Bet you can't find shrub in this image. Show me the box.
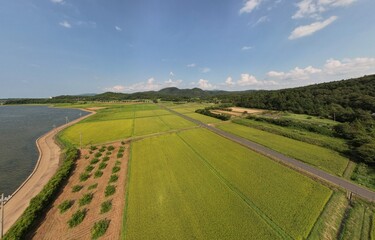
[115,161,121,166]
[85,165,95,172]
[117,153,123,158]
[89,150,93,154]
[112,166,120,174]
[90,158,99,164]
[94,170,103,178]
[121,141,125,145]
[88,183,98,190]
[95,152,102,158]
[105,185,116,197]
[100,200,112,214]
[98,162,107,170]
[91,219,110,239]
[72,185,83,193]
[108,174,119,183]
[102,156,110,162]
[106,151,112,155]
[79,193,94,206]
[90,145,97,151]
[58,200,74,213]
[68,209,87,228]
[79,172,90,182]
[84,155,89,159]
[107,145,115,151]
[99,148,105,153]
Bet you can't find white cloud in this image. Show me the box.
[289,16,337,40]
[164,79,182,87]
[241,46,253,51]
[51,0,64,4]
[266,57,375,86]
[198,79,214,89]
[237,74,260,86]
[293,0,356,19]
[115,26,122,31]
[252,16,269,27]
[169,71,174,77]
[59,20,71,28]
[187,63,196,68]
[104,85,125,92]
[201,67,211,73]
[225,77,235,86]
[267,66,322,81]
[324,57,375,76]
[239,0,263,14]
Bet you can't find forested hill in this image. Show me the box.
[230,75,375,122]
[5,75,375,122]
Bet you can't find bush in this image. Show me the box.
[102,156,110,162]
[195,109,231,121]
[72,185,83,193]
[108,174,119,183]
[100,200,112,214]
[79,193,94,206]
[121,141,125,145]
[107,145,115,151]
[3,146,79,239]
[98,162,107,170]
[91,219,110,239]
[68,209,87,228]
[90,145,97,151]
[105,185,116,197]
[79,172,90,182]
[88,183,98,190]
[58,200,74,213]
[117,153,123,158]
[90,158,99,164]
[112,166,120,174]
[85,165,95,172]
[115,161,121,166]
[84,155,89,159]
[106,151,112,155]
[95,152,102,158]
[94,170,103,178]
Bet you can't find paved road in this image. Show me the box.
[161,105,375,202]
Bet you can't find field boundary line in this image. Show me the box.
[177,133,293,240]
[121,141,134,240]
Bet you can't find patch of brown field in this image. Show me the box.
[30,142,129,240]
[230,107,264,114]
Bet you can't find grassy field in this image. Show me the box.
[60,119,133,145]
[233,118,348,153]
[217,123,349,176]
[178,128,332,239]
[184,112,223,124]
[125,134,281,239]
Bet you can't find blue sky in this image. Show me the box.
[1,0,375,97]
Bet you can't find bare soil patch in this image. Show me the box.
[230,107,264,114]
[30,142,130,240]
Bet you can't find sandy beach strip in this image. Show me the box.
[3,108,95,234]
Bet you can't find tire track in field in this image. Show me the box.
[160,104,375,202]
[176,133,293,240]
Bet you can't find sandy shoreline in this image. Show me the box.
[3,108,95,234]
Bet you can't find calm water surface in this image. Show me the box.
[0,106,88,196]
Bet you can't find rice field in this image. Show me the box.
[217,123,349,176]
[125,129,332,239]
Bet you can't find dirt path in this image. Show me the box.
[3,109,95,234]
[161,105,375,202]
[30,142,129,240]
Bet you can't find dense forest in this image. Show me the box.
[4,75,375,164]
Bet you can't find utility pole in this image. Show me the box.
[1,193,4,238]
